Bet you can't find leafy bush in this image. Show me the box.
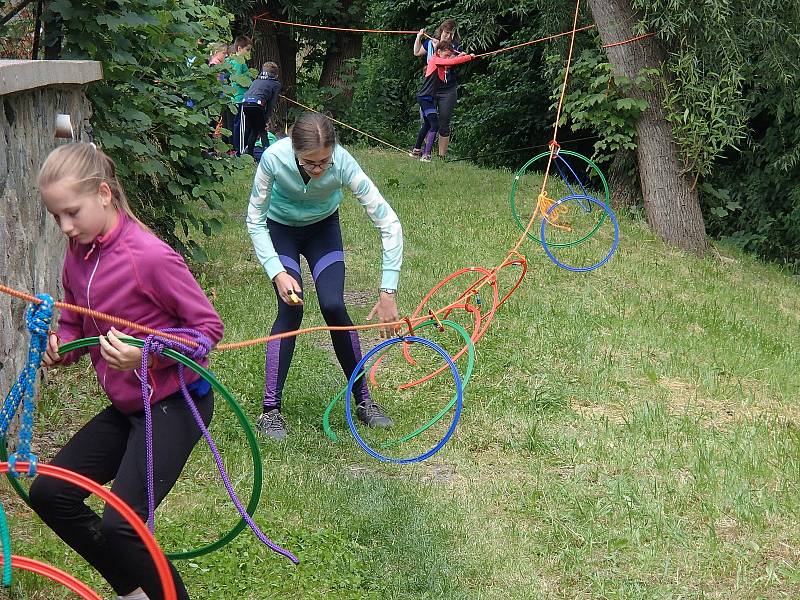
[46,0,245,259]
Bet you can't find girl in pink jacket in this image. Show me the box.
[29,142,223,600]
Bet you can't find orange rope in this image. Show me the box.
[602,31,655,48]
[280,95,409,154]
[472,24,594,58]
[252,13,424,36]
[509,0,583,258]
[253,14,648,53]
[0,282,456,351]
[0,284,202,347]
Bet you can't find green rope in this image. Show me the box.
[323,320,475,447]
[0,502,11,586]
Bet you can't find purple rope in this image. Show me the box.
[138,329,298,563]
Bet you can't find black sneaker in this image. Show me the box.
[256,409,288,440]
[356,402,393,428]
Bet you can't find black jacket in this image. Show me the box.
[242,74,282,118]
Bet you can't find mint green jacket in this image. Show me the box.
[246,138,403,290]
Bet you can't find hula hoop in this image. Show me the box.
[324,320,474,449]
[385,256,526,392]
[540,194,620,272]
[379,321,474,449]
[373,267,496,390]
[509,150,610,247]
[1,461,176,600]
[495,256,529,309]
[322,356,380,443]
[1,337,263,560]
[402,267,496,366]
[345,335,463,464]
[0,555,102,599]
[554,155,593,212]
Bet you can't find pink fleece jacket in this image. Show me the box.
[56,213,224,414]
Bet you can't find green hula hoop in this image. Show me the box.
[322,320,474,449]
[509,149,610,248]
[1,336,262,560]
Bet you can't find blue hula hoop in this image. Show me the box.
[554,156,592,213]
[540,194,620,272]
[344,335,463,464]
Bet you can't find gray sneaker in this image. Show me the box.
[256,409,288,440]
[356,402,393,428]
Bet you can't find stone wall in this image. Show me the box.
[0,60,102,398]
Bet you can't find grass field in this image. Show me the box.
[3,148,800,599]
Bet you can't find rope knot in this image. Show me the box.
[145,336,167,357]
[25,294,54,337]
[185,332,212,361]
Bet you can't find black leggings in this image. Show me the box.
[435,86,458,137]
[262,211,371,411]
[240,103,270,159]
[29,389,213,600]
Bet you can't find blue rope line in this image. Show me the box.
[0,503,11,586]
[1,294,53,477]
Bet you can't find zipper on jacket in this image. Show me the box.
[86,248,107,389]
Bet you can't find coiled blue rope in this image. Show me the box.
[0,294,53,477]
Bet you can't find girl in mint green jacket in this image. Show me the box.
[246,112,403,439]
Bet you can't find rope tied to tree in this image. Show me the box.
[1,294,53,478]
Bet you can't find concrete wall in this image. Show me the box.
[0,60,102,399]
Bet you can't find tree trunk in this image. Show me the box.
[244,3,296,135]
[273,26,297,133]
[318,30,363,108]
[252,16,293,133]
[607,149,640,210]
[586,0,708,255]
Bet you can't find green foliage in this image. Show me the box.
[0,2,35,58]
[553,46,651,164]
[701,91,800,268]
[47,0,244,259]
[660,46,747,179]
[626,0,800,266]
[345,34,420,148]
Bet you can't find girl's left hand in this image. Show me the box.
[367,292,400,338]
[99,327,143,371]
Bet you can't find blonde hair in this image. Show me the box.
[209,42,228,57]
[290,112,337,154]
[38,142,150,232]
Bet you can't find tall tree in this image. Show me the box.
[316,0,364,107]
[587,0,708,254]
[250,6,296,132]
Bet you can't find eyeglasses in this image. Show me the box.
[298,158,334,172]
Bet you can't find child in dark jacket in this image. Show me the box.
[239,61,282,162]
